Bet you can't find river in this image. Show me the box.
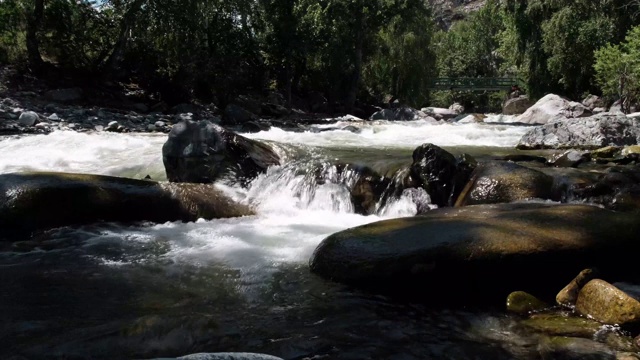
[0,118,547,359]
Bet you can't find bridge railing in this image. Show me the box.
[428,77,523,91]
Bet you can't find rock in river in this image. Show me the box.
[309,203,640,303]
[575,279,640,326]
[0,172,254,239]
[162,120,281,184]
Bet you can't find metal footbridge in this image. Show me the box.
[428,77,523,91]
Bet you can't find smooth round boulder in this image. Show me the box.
[18,111,39,126]
[575,279,640,326]
[454,161,555,206]
[162,120,281,184]
[0,172,253,239]
[516,94,591,125]
[309,203,640,304]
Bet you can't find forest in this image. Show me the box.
[1,0,640,112]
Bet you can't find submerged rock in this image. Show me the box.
[0,172,253,239]
[575,279,640,326]
[507,291,549,315]
[537,336,616,360]
[517,114,640,150]
[455,161,555,206]
[309,203,640,303]
[162,120,281,184]
[521,314,603,338]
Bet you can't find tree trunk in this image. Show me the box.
[26,0,44,71]
[102,0,146,77]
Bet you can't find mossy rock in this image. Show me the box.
[591,146,622,159]
[0,172,254,239]
[521,314,603,338]
[507,291,549,315]
[537,336,616,360]
[309,203,640,304]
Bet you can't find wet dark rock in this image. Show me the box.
[309,203,640,304]
[410,144,476,207]
[0,172,254,239]
[455,161,555,206]
[261,103,290,117]
[506,291,549,315]
[550,150,590,168]
[537,336,615,360]
[223,104,258,125]
[500,154,548,163]
[370,107,431,121]
[576,279,640,326]
[159,353,285,360]
[240,121,269,133]
[591,146,622,159]
[162,120,281,184]
[517,114,640,150]
[557,269,599,307]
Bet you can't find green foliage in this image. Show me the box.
[594,26,640,113]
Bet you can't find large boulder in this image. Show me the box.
[370,107,432,121]
[517,113,640,150]
[0,172,253,239]
[162,120,281,184]
[575,279,640,326]
[503,95,534,115]
[516,94,591,125]
[455,161,555,206]
[409,144,475,207]
[309,203,640,303]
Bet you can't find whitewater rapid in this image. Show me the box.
[0,119,530,288]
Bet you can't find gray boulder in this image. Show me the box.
[18,111,38,126]
[517,113,640,150]
[421,107,458,121]
[370,107,432,121]
[449,102,464,114]
[516,94,591,124]
[309,203,640,303]
[0,172,253,239]
[503,95,534,115]
[162,120,281,184]
[582,94,606,110]
[45,87,84,103]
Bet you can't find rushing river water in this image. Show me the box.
[0,119,555,359]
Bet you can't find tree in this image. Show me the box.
[594,26,640,113]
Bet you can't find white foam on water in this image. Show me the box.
[243,119,530,149]
[0,131,166,178]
